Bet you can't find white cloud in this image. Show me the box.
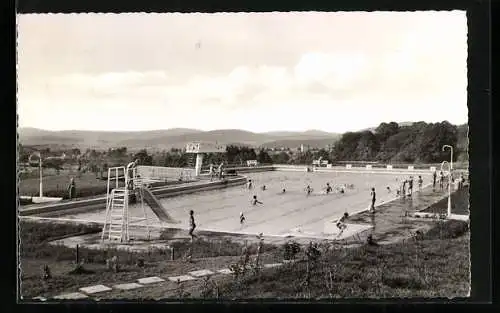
[17,11,468,132]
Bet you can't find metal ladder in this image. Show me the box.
[101,166,130,243]
[101,162,151,243]
[106,188,129,241]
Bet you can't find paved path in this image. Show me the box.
[346,186,466,244]
[32,259,297,301]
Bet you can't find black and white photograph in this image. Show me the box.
[17,11,470,300]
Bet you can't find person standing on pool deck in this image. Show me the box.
[439,171,444,190]
[336,212,349,237]
[251,195,263,206]
[218,162,224,180]
[370,188,376,213]
[67,177,76,200]
[408,176,414,196]
[209,163,215,181]
[188,210,197,239]
[418,175,423,191]
[432,170,437,190]
[402,179,407,198]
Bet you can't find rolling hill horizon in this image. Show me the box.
[18,121,465,151]
[18,127,341,150]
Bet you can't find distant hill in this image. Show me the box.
[18,127,341,150]
[18,128,203,149]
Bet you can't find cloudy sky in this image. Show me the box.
[17,11,467,133]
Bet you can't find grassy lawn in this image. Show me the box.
[19,172,109,199]
[209,225,470,299]
[19,171,193,200]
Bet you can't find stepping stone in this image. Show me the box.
[188,269,214,277]
[53,292,89,300]
[217,268,233,275]
[264,263,283,268]
[79,285,112,294]
[137,276,165,284]
[113,283,144,290]
[168,275,196,282]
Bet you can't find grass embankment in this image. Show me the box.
[210,222,470,299]
[421,186,469,215]
[19,173,110,199]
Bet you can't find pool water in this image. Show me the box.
[63,170,432,237]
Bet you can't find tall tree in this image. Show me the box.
[133,149,153,165]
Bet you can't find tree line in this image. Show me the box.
[331,121,468,163]
[19,121,468,170]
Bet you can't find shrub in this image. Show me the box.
[283,241,301,260]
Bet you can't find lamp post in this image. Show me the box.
[442,145,454,217]
[442,145,453,171]
[29,152,43,197]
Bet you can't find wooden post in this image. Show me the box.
[76,244,79,264]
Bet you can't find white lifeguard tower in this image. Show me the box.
[185,142,226,176]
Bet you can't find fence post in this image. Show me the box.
[76,244,79,264]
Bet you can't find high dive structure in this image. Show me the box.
[101,161,177,243]
[185,142,227,176]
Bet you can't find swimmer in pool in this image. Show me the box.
[247,179,253,189]
[261,185,266,191]
[240,212,246,226]
[326,183,333,194]
[251,195,263,205]
[339,185,345,194]
[282,188,286,193]
[305,185,313,196]
[387,186,391,193]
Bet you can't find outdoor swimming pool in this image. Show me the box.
[60,170,433,238]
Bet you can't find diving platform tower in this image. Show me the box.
[185,142,227,176]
